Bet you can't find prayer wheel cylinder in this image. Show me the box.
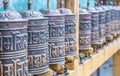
[87,7,100,51]
[40,9,65,75]
[0,1,28,76]
[79,9,93,54]
[102,6,113,41]
[95,7,106,44]
[58,8,76,57]
[21,0,49,74]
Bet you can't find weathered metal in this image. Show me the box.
[87,7,100,45]
[107,6,117,38]
[58,8,76,57]
[102,6,113,41]
[95,7,106,43]
[79,9,92,51]
[116,6,120,36]
[40,9,65,64]
[21,0,49,74]
[0,0,28,76]
[113,6,120,37]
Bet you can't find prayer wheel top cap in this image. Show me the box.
[40,9,63,16]
[95,7,105,12]
[21,10,44,19]
[79,9,91,14]
[87,7,99,13]
[0,0,27,22]
[21,0,44,19]
[101,6,110,11]
[58,8,74,15]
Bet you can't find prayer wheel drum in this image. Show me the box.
[116,6,120,36]
[108,6,117,38]
[95,7,106,44]
[41,9,65,64]
[87,7,100,46]
[102,6,113,41]
[22,5,49,75]
[58,8,76,57]
[0,5,28,76]
[79,9,92,53]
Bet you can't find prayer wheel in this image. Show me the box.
[40,0,65,74]
[87,7,100,52]
[79,9,93,56]
[21,0,49,75]
[95,7,106,44]
[102,6,113,41]
[0,0,28,76]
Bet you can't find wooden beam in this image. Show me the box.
[67,38,120,76]
[113,50,120,76]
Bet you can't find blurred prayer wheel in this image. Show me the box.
[95,7,106,44]
[102,6,113,41]
[87,7,100,52]
[79,9,93,55]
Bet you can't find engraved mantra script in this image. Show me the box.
[0,31,27,52]
[28,31,48,45]
[28,53,47,68]
[49,45,65,58]
[0,60,28,76]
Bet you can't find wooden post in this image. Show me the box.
[113,50,120,76]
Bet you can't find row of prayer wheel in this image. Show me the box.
[1,0,120,75]
[79,6,120,56]
[0,0,76,76]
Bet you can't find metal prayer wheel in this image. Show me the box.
[79,9,92,51]
[0,0,28,76]
[21,0,49,74]
[95,7,106,44]
[113,6,120,36]
[116,6,120,36]
[107,6,117,38]
[58,8,76,57]
[87,7,100,46]
[40,9,65,64]
[102,6,113,41]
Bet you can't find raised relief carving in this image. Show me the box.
[80,23,91,30]
[0,36,2,52]
[28,31,48,45]
[4,64,13,76]
[28,56,33,68]
[49,24,65,37]
[79,37,91,44]
[3,36,13,51]
[49,45,65,58]
[0,61,3,76]
[32,32,39,44]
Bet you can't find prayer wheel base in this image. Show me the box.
[49,64,65,75]
[92,44,99,53]
[99,39,106,45]
[117,33,120,37]
[79,48,94,54]
[33,71,53,76]
[112,33,117,38]
[28,73,33,76]
[106,36,114,42]
[66,57,78,70]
